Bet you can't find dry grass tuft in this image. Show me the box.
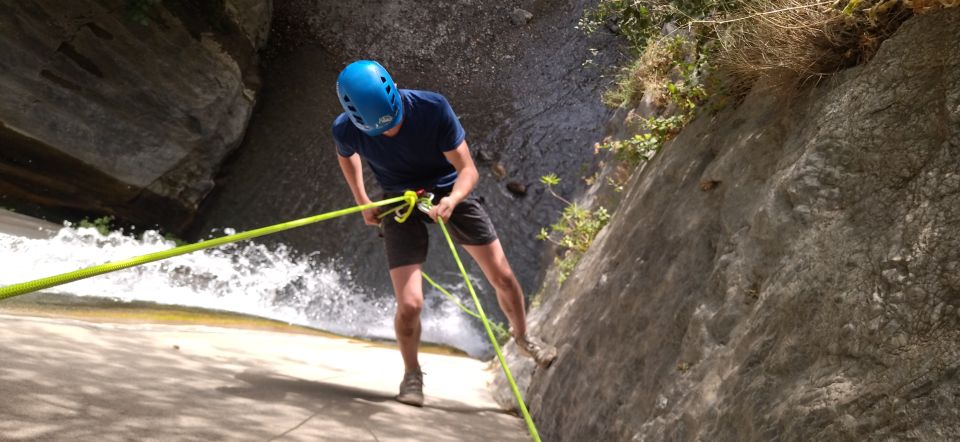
[708,0,852,89]
[588,0,957,107]
[702,0,956,91]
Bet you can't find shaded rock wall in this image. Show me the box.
[517,9,960,441]
[0,0,271,230]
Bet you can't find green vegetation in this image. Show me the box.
[596,115,686,165]
[163,233,188,246]
[580,4,715,186]
[537,174,611,284]
[579,0,957,186]
[585,0,956,113]
[578,0,737,53]
[75,214,187,246]
[78,216,115,236]
[580,2,716,111]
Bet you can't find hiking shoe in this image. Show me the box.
[396,370,424,407]
[515,334,557,368]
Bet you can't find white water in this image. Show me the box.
[0,224,491,356]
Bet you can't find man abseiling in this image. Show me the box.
[332,60,557,407]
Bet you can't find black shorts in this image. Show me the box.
[380,189,498,269]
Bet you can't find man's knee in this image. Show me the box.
[395,298,422,338]
[397,297,423,320]
[491,269,518,292]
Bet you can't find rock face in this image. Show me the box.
[0,0,271,230]
[518,9,960,441]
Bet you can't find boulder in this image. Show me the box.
[510,8,534,25]
[507,181,528,196]
[0,0,271,230]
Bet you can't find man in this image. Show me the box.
[332,60,557,406]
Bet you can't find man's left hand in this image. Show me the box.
[429,196,457,222]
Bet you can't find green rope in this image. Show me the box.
[420,199,541,442]
[0,192,418,300]
[420,271,509,340]
[382,198,510,341]
[390,195,541,440]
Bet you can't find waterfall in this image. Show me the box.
[0,224,491,356]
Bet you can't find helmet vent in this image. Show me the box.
[381,76,387,83]
[391,94,396,104]
[343,95,351,102]
[354,115,365,124]
[386,85,392,94]
[347,105,357,112]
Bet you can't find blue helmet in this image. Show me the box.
[336,60,403,136]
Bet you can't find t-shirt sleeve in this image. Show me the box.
[332,120,355,157]
[437,96,466,152]
[335,139,354,157]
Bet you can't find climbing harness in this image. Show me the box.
[376,192,511,338]
[0,190,542,441]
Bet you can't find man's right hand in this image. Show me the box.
[362,207,381,226]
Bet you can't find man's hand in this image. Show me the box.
[436,141,477,223]
[362,207,381,226]
[428,196,457,222]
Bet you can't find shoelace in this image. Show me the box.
[402,371,424,388]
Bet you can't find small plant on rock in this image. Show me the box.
[537,174,611,284]
[596,114,686,166]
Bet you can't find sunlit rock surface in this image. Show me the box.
[508,9,960,441]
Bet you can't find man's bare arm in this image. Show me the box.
[430,140,478,221]
[337,153,379,226]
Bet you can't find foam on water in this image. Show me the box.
[0,225,490,356]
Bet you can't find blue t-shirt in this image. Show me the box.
[333,89,466,192]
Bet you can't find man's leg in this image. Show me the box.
[380,196,430,406]
[389,263,426,406]
[462,239,556,367]
[462,239,527,336]
[389,263,424,373]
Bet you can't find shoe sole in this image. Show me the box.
[517,345,558,368]
[539,351,557,368]
[396,394,424,407]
